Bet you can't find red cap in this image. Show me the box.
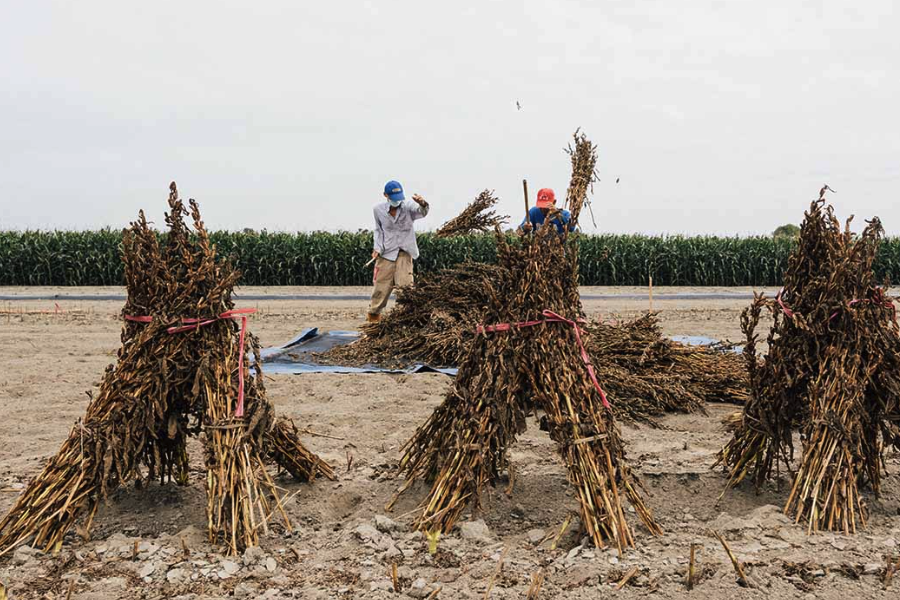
[536,188,556,208]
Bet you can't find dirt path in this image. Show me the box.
[1,289,898,599]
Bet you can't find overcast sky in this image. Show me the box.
[1,1,898,235]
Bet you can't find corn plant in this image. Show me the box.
[3,229,900,287]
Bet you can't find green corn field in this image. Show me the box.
[3,230,900,287]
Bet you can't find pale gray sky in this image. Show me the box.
[1,1,898,235]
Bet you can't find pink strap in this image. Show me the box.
[373,266,379,286]
[123,308,257,417]
[124,314,153,323]
[776,287,794,318]
[829,289,897,323]
[235,314,249,417]
[476,318,545,334]
[477,309,611,409]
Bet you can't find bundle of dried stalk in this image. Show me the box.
[586,314,749,422]
[716,189,900,533]
[323,282,748,423]
[392,132,661,553]
[0,183,332,558]
[564,130,599,226]
[435,189,508,238]
[323,261,503,368]
[266,417,336,482]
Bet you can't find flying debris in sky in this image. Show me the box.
[616,178,620,184]
[516,101,522,111]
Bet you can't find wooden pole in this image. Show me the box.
[523,179,530,220]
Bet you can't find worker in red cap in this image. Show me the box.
[519,188,575,234]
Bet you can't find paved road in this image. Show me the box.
[0,292,759,302]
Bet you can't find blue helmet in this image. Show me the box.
[384,180,405,206]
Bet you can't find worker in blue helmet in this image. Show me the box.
[368,180,430,322]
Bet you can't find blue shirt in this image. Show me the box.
[519,206,575,234]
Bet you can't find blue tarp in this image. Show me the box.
[260,328,458,375]
[670,335,743,353]
[260,329,738,375]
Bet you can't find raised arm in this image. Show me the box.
[410,194,430,220]
[518,209,533,234]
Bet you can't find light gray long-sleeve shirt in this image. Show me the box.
[372,199,429,261]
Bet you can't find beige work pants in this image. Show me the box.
[368,251,414,315]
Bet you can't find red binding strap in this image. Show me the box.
[124,314,153,323]
[123,308,257,418]
[476,318,545,334]
[477,308,611,409]
[829,288,897,323]
[776,287,794,318]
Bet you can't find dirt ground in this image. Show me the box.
[1,287,898,599]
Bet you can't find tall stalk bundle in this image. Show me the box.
[0,183,332,557]
[435,190,508,238]
[564,131,599,226]
[392,133,660,553]
[716,189,900,533]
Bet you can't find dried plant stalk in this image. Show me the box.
[393,132,660,553]
[716,187,900,533]
[324,284,747,425]
[323,262,501,368]
[435,190,507,238]
[564,130,599,226]
[266,418,337,482]
[0,183,332,557]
